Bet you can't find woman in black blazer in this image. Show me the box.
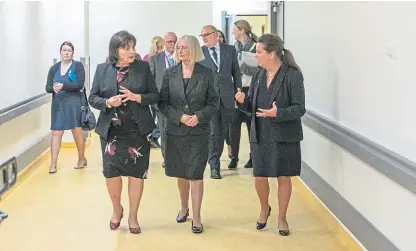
[88,30,159,234]
[236,34,305,236]
[158,35,219,234]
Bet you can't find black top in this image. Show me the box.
[238,64,306,143]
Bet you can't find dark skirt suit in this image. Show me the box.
[238,64,306,177]
[88,60,159,179]
[158,63,219,180]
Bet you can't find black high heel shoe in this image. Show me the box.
[191,221,204,234]
[278,222,290,236]
[256,205,271,230]
[176,208,189,223]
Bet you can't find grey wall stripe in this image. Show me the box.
[300,161,399,251]
[0,94,51,126]
[302,110,416,195]
[16,132,51,173]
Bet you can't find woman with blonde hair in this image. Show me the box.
[228,19,259,169]
[158,35,219,234]
[143,36,165,62]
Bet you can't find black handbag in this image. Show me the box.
[80,89,96,131]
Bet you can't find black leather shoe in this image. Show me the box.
[228,157,238,169]
[244,157,253,168]
[0,210,8,220]
[191,221,204,234]
[176,209,189,223]
[210,169,222,179]
[256,205,271,230]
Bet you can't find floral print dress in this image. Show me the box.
[99,66,150,179]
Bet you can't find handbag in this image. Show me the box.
[80,89,96,131]
[71,61,96,131]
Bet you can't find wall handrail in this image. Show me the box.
[302,109,416,195]
[0,93,51,126]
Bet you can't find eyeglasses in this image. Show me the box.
[166,40,176,44]
[199,31,215,38]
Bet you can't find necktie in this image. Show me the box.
[168,57,175,67]
[210,47,218,64]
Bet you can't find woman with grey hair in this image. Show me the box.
[235,33,305,236]
[159,35,219,234]
[89,30,159,234]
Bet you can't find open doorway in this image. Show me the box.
[224,14,269,45]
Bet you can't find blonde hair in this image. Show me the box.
[173,35,204,64]
[148,36,164,56]
[234,19,258,41]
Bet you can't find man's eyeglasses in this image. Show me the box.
[199,31,215,38]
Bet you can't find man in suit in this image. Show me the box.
[199,25,242,179]
[149,32,178,167]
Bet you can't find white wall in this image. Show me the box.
[89,1,213,79]
[302,127,416,251]
[285,1,416,163]
[0,1,86,146]
[0,2,85,110]
[0,2,50,109]
[212,0,269,29]
[284,2,416,250]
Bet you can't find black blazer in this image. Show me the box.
[88,60,159,140]
[239,64,306,143]
[199,44,242,109]
[149,51,168,110]
[158,63,219,136]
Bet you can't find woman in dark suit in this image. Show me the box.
[158,35,219,234]
[235,33,305,236]
[89,30,159,234]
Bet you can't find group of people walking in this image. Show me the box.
[46,21,306,235]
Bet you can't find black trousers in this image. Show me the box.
[208,103,234,170]
[229,87,251,159]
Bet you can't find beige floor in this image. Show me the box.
[0,132,359,251]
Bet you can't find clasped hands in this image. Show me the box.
[180,114,199,127]
[107,86,142,107]
[53,82,63,93]
[235,88,278,118]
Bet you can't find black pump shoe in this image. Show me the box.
[176,209,189,223]
[256,205,271,230]
[278,222,290,236]
[192,221,204,234]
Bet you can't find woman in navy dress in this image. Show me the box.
[236,34,305,236]
[45,41,87,174]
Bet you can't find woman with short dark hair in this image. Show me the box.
[45,41,87,174]
[89,30,159,234]
[236,33,305,236]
